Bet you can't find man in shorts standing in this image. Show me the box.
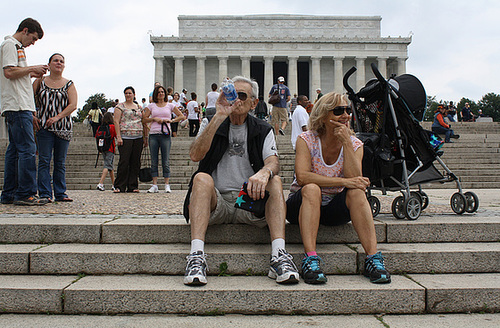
[183,76,299,286]
[1,18,49,205]
[268,76,290,136]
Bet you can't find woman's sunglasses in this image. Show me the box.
[330,106,352,116]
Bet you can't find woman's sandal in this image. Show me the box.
[113,188,121,193]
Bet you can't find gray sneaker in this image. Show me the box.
[268,248,299,284]
[184,250,208,286]
[13,195,48,206]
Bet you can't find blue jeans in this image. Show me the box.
[149,134,171,178]
[36,129,70,200]
[432,126,454,143]
[1,111,37,202]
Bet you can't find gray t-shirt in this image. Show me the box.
[198,121,277,193]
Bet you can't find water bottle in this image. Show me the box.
[221,78,238,104]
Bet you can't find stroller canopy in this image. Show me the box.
[392,74,427,121]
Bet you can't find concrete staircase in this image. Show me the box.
[1,121,499,190]
[0,213,499,314]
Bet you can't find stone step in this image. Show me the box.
[1,215,497,245]
[1,242,498,275]
[1,313,499,328]
[0,273,498,314]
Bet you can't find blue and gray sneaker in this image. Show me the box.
[364,251,391,283]
[268,249,299,284]
[301,255,328,284]
[184,250,208,286]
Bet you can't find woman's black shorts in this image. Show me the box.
[286,188,351,226]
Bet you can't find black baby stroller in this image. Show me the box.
[343,63,479,220]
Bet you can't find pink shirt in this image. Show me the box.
[290,130,363,200]
[148,102,174,134]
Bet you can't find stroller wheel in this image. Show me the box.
[464,191,479,213]
[418,191,429,210]
[391,196,406,220]
[367,196,381,217]
[450,192,467,215]
[404,195,422,220]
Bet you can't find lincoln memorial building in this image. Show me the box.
[150,15,411,100]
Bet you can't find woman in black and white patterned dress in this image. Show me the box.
[33,53,78,202]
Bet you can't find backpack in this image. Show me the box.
[94,124,113,168]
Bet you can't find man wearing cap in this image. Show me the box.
[268,76,290,136]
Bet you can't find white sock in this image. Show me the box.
[190,239,205,254]
[271,238,285,258]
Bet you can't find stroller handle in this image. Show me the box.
[371,63,386,83]
[343,66,357,95]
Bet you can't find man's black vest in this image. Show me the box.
[183,115,273,222]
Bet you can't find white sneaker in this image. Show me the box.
[147,185,159,193]
[165,184,171,193]
[96,184,105,191]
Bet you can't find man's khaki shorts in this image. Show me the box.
[209,189,268,228]
[271,107,288,125]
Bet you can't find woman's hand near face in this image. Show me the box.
[330,120,351,145]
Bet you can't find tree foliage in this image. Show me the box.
[74,93,114,122]
[478,93,500,122]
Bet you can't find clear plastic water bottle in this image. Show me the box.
[221,78,238,104]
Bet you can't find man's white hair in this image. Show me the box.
[232,76,259,99]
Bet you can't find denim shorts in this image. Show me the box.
[102,151,114,170]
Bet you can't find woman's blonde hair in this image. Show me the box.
[308,92,349,136]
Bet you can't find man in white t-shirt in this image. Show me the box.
[1,18,49,206]
[291,95,310,151]
[205,83,219,119]
[182,76,299,287]
[107,99,118,114]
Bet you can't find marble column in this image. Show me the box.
[241,56,251,79]
[264,56,274,100]
[287,56,298,96]
[196,56,206,100]
[174,56,184,93]
[218,56,228,82]
[377,56,388,78]
[397,57,407,75]
[356,56,367,91]
[334,56,344,93]
[154,56,164,86]
[311,56,321,100]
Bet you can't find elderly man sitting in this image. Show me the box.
[182,76,299,286]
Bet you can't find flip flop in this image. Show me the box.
[56,197,73,202]
[113,188,121,193]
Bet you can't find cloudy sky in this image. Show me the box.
[2,0,499,109]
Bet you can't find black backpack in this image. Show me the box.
[94,124,112,168]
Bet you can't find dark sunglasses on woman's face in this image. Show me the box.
[330,106,352,116]
[237,92,248,101]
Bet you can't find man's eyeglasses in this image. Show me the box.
[330,106,352,116]
[237,92,248,101]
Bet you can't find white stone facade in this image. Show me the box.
[151,15,411,101]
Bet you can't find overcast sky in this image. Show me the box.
[2,0,499,109]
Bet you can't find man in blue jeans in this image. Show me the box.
[1,18,49,205]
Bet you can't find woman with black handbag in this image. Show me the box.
[142,85,185,193]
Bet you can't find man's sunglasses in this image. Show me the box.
[237,92,248,101]
[330,106,352,116]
